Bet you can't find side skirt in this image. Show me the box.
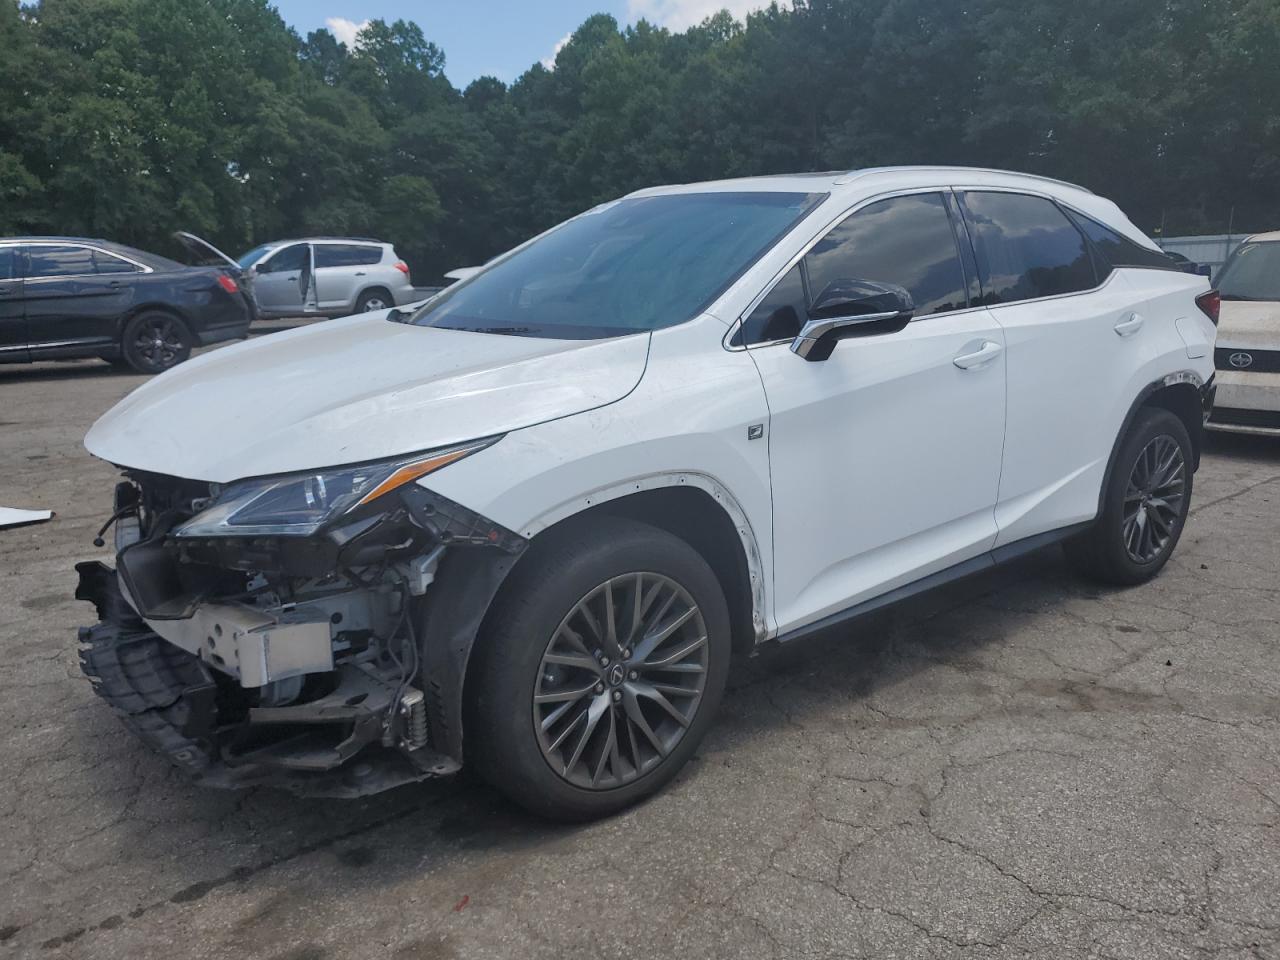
[774,521,1092,646]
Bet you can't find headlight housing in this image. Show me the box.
[174,438,497,538]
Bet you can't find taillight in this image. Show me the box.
[394,261,410,279]
[216,274,239,295]
[1195,289,1220,325]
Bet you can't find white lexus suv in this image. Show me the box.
[76,167,1217,820]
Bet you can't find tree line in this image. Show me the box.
[2,0,1277,281]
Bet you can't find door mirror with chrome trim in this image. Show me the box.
[791,279,914,361]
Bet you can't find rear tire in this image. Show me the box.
[467,517,731,821]
[355,288,393,313]
[1065,407,1193,585]
[121,311,193,373]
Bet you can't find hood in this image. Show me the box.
[1217,299,1280,351]
[85,312,651,482]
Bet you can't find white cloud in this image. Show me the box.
[626,0,788,31]
[541,32,573,70]
[325,16,370,49]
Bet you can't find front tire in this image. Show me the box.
[1066,407,1193,585]
[121,311,193,373]
[468,517,731,821]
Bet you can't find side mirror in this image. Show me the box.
[791,279,914,361]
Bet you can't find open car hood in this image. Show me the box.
[173,231,240,270]
[85,312,651,482]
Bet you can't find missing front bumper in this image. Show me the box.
[75,562,458,797]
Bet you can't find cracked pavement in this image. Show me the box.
[1,354,1278,959]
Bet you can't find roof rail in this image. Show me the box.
[276,236,386,244]
[833,166,1094,194]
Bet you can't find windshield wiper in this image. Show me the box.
[456,325,540,336]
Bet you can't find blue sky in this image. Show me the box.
[271,0,779,87]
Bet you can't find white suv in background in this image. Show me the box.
[79,168,1216,820]
[1207,231,1280,434]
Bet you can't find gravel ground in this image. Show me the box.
[1,348,1278,960]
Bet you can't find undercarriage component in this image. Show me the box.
[136,595,337,687]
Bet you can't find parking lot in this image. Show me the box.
[1,344,1277,960]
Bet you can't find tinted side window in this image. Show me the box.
[741,263,807,343]
[314,244,381,268]
[1066,210,1177,273]
[92,250,140,274]
[27,245,97,279]
[0,246,15,280]
[260,244,308,273]
[805,193,968,317]
[962,192,1096,304]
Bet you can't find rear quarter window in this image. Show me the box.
[92,250,141,274]
[1065,210,1178,274]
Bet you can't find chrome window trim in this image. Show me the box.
[19,240,153,283]
[724,183,1124,352]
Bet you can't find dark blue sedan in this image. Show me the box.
[0,236,252,373]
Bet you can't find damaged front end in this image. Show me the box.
[76,444,525,797]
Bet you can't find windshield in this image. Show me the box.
[238,244,275,269]
[1216,242,1280,301]
[409,191,824,338]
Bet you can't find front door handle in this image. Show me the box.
[1114,313,1144,337]
[354,271,367,276]
[953,340,1004,370]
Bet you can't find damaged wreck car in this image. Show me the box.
[77,167,1216,820]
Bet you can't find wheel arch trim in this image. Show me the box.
[1097,370,1206,517]
[519,471,768,644]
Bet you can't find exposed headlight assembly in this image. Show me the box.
[174,438,498,538]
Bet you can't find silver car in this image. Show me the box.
[177,234,418,319]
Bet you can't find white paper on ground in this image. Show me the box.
[0,507,54,529]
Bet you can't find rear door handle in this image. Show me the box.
[953,340,1004,370]
[1114,313,1144,337]
[354,271,367,276]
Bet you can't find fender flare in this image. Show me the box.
[519,471,768,643]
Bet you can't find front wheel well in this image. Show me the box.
[521,487,759,658]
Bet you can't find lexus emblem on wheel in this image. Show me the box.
[609,663,626,686]
[1228,352,1254,368]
